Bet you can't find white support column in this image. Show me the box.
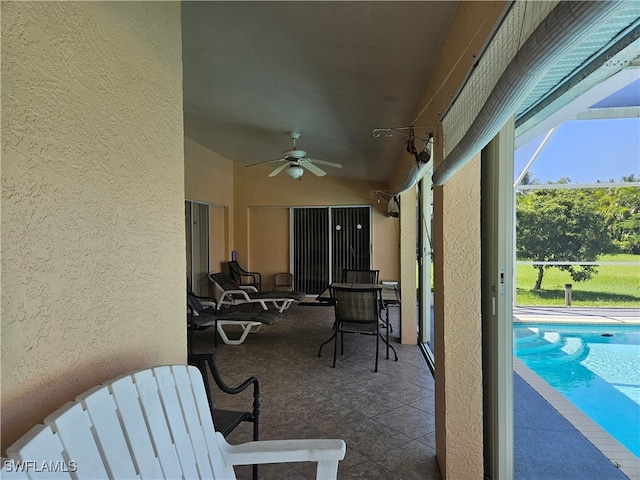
[399,187,418,345]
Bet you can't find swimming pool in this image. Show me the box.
[514,324,640,458]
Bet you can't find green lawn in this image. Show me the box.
[516,254,640,307]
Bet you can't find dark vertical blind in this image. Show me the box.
[293,208,329,294]
[331,207,371,282]
[292,206,371,294]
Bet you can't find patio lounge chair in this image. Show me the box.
[188,282,281,346]
[209,272,305,313]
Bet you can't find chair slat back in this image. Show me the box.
[44,402,110,479]
[5,424,72,479]
[169,366,218,478]
[5,365,344,479]
[1,458,30,479]
[77,382,142,479]
[8,366,234,480]
[131,369,185,479]
[108,374,165,478]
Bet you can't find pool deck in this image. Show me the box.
[514,306,640,325]
[513,307,640,480]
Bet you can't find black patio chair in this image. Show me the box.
[228,260,262,291]
[341,269,380,283]
[318,286,383,372]
[187,353,260,480]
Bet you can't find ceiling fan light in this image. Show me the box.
[287,165,304,179]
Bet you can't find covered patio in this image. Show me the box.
[191,304,629,480]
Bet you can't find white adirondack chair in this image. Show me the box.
[3,365,346,479]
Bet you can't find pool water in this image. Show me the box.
[514,324,640,458]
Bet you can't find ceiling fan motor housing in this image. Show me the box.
[282,148,306,159]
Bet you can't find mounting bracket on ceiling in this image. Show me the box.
[370,190,400,218]
[372,126,435,143]
[370,189,393,203]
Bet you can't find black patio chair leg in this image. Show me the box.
[375,323,380,372]
[187,353,260,480]
[318,328,337,357]
[379,330,398,361]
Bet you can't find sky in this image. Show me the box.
[514,117,640,185]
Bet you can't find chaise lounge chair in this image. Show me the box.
[208,272,305,313]
[188,282,281,346]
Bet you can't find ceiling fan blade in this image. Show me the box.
[300,161,327,177]
[306,158,343,169]
[268,162,290,177]
[246,157,286,168]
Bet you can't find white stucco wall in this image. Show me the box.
[1,1,185,450]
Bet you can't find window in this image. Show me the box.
[185,200,210,296]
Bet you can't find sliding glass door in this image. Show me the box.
[292,206,371,294]
[185,200,210,296]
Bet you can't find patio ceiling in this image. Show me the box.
[181,2,639,185]
[180,1,460,183]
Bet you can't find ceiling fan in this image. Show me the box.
[246,132,343,179]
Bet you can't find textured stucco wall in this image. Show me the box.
[394,2,507,477]
[399,188,417,345]
[184,138,399,291]
[249,207,291,291]
[1,2,185,450]
[433,155,484,479]
[184,137,235,273]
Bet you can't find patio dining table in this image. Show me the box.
[316,282,400,361]
[316,282,400,305]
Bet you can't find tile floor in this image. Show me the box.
[190,302,440,480]
[191,303,635,479]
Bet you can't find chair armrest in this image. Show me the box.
[239,285,259,292]
[242,272,261,284]
[239,270,262,284]
[217,433,345,468]
[188,291,219,310]
[216,289,253,304]
[208,361,259,397]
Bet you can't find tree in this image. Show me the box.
[516,186,617,290]
[519,171,540,186]
[592,175,640,254]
